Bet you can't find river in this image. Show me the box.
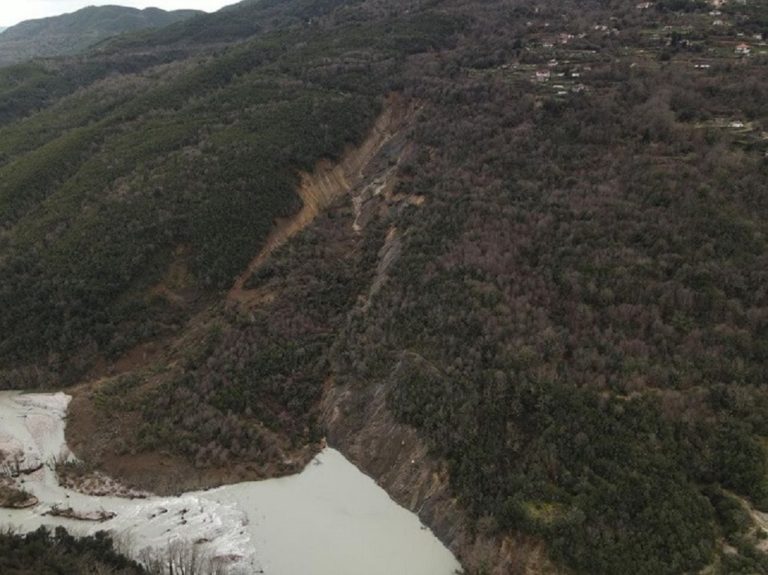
[0,391,461,574]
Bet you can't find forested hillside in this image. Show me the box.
[0,0,455,388]
[1,0,768,574]
[0,6,201,65]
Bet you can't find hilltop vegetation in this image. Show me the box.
[1,0,768,574]
[0,6,201,66]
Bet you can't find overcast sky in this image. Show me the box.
[1,1,237,27]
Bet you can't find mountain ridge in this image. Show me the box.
[0,5,203,65]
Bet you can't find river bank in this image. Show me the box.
[0,391,461,574]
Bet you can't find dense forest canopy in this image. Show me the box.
[0,0,457,386]
[1,0,767,573]
[0,527,145,575]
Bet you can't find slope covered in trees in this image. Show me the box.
[0,6,202,66]
[1,0,768,574]
[352,2,768,571]
[0,0,457,388]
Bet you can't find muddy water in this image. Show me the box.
[0,392,461,574]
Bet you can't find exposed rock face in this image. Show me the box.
[322,373,557,575]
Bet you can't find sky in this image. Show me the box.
[1,1,237,28]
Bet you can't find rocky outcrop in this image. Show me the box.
[322,372,556,575]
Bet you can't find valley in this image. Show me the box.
[1,0,768,573]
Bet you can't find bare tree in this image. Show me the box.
[140,540,228,575]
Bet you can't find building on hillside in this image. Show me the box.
[735,42,751,55]
[535,69,551,82]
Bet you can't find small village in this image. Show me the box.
[469,0,768,155]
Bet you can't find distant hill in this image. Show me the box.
[0,6,202,65]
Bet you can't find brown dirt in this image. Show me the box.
[229,93,417,304]
[67,371,320,495]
